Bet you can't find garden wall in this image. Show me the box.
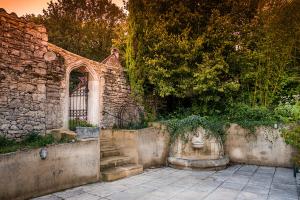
[0,8,140,139]
[103,124,295,168]
[0,9,66,139]
[102,125,170,168]
[225,124,296,167]
[0,139,100,200]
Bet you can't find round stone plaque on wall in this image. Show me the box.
[44,51,57,61]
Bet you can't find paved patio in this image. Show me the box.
[33,165,299,200]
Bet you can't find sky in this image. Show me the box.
[0,0,123,16]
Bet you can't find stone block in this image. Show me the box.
[34,67,47,75]
[32,93,46,101]
[76,127,100,139]
[34,50,44,58]
[18,83,35,92]
[37,84,46,93]
[0,124,10,131]
[11,49,20,56]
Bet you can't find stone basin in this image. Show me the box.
[168,156,229,170]
[168,127,229,170]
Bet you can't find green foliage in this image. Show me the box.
[164,115,228,144]
[68,120,96,131]
[226,104,279,132]
[282,125,300,166]
[126,0,300,116]
[112,121,148,130]
[282,125,300,150]
[26,0,125,61]
[163,102,300,144]
[0,133,71,154]
[275,102,300,123]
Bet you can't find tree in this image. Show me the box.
[126,0,261,115]
[27,0,126,61]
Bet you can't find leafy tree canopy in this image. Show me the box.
[125,0,300,116]
[26,0,126,61]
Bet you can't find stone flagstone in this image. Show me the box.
[33,165,299,200]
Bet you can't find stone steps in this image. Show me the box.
[100,155,133,170]
[101,145,119,152]
[100,137,143,181]
[102,164,143,181]
[101,149,120,158]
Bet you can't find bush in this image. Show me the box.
[163,102,300,144]
[282,125,300,166]
[226,104,279,132]
[275,102,300,123]
[68,119,95,131]
[164,115,228,144]
[0,132,70,154]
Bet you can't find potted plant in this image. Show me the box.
[69,119,99,139]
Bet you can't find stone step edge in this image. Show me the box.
[100,156,133,169]
[101,150,121,158]
[101,164,143,182]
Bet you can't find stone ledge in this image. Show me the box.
[168,156,229,170]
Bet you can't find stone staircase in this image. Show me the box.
[100,136,143,181]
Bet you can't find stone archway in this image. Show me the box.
[63,62,100,129]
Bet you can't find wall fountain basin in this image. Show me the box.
[168,127,229,170]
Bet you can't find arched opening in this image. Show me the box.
[69,67,89,130]
[65,65,100,130]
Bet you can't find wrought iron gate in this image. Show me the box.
[69,72,89,130]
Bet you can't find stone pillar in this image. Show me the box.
[88,79,100,126]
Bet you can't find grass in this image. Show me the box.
[0,132,72,154]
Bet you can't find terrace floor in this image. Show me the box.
[33,165,299,200]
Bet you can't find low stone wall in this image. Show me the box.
[225,124,296,167]
[0,139,100,200]
[103,123,295,168]
[102,126,170,168]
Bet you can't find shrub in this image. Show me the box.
[164,115,228,144]
[275,102,300,123]
[163,102,300,144]
[282,125,300,166]
[0,132,71,154]
[226,104,279,132]
[68,119,95,131]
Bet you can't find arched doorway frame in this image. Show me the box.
[63,61,101,129]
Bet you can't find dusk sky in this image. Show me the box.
[0,0,123,16]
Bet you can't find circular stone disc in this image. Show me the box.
[44,51,57,61]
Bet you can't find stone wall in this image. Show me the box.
[48,44,136,129]
[0,139,100,200]
[100,51,135,128]
[101,125,170,168]
[225,124,296,167]
[169,127,224,160]
[0,8,137,139]
[0,9,65,139]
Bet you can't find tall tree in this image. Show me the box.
[28,0,126,61]
[126,0,261,115]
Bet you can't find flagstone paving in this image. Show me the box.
[33,165,299,200]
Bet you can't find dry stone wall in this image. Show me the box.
[0,8,139,139]
[100,53,134,128]
[48,44,135,128]
[0,9,65,139]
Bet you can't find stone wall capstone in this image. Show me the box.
[0,9,66,139]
